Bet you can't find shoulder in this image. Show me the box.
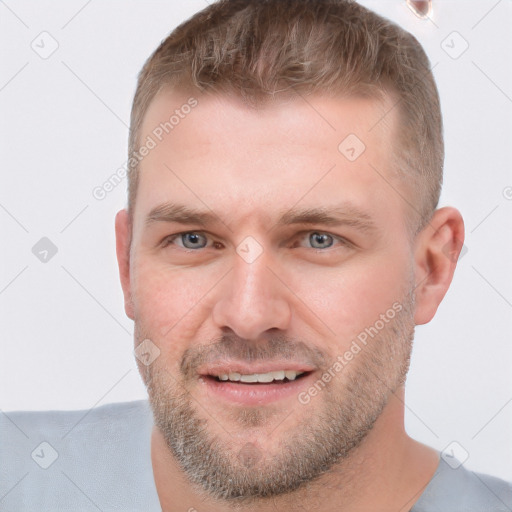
[0,400,153,460]
[0,400,160,511]
[1,398,151,431]
[412,456,512,512]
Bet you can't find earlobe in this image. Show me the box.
[115,209,135,320]
[413,207,465,325]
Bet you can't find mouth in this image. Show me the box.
[198,364,316,405]
[208,369,310,384]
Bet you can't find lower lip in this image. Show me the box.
[201,373,314,406]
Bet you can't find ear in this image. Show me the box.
[413,206,465,325]
[115,209,134,320]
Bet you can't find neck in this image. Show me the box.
[151,387,439,512]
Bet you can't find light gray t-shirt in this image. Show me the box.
[1,400,510,511]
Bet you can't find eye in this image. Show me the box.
[290,231,352,251]
[308,232,335,249]
[181,232,208,249]
[164,232,209,249]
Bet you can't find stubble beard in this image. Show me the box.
[140,293,416,504]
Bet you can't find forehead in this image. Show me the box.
[133,89,406,232]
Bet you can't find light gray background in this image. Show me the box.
[1,0,511,482]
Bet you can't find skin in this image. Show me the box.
[115,89,464,511]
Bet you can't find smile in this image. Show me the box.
[214,370,306,383]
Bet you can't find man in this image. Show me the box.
[1,0,511,510]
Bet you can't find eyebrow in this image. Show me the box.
[145,202,377,233]
[146,203,219,227]
[277,205,377,232]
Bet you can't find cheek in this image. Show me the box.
[290,253,411,343]
[131,261,216,342]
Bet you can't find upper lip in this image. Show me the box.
[198,361,316,376]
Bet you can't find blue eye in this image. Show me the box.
[179,232,208,249]
[308,232,334,249]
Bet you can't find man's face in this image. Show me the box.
[126,90,418,501]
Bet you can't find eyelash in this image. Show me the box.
[161,231,352,250]
[161,232,221,250]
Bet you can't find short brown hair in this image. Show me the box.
[128,0,443,231]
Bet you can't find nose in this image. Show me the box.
[212,250,292,340]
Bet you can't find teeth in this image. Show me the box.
[240,374,258,383]
[272,370,285,381]
[217,370,304,383]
